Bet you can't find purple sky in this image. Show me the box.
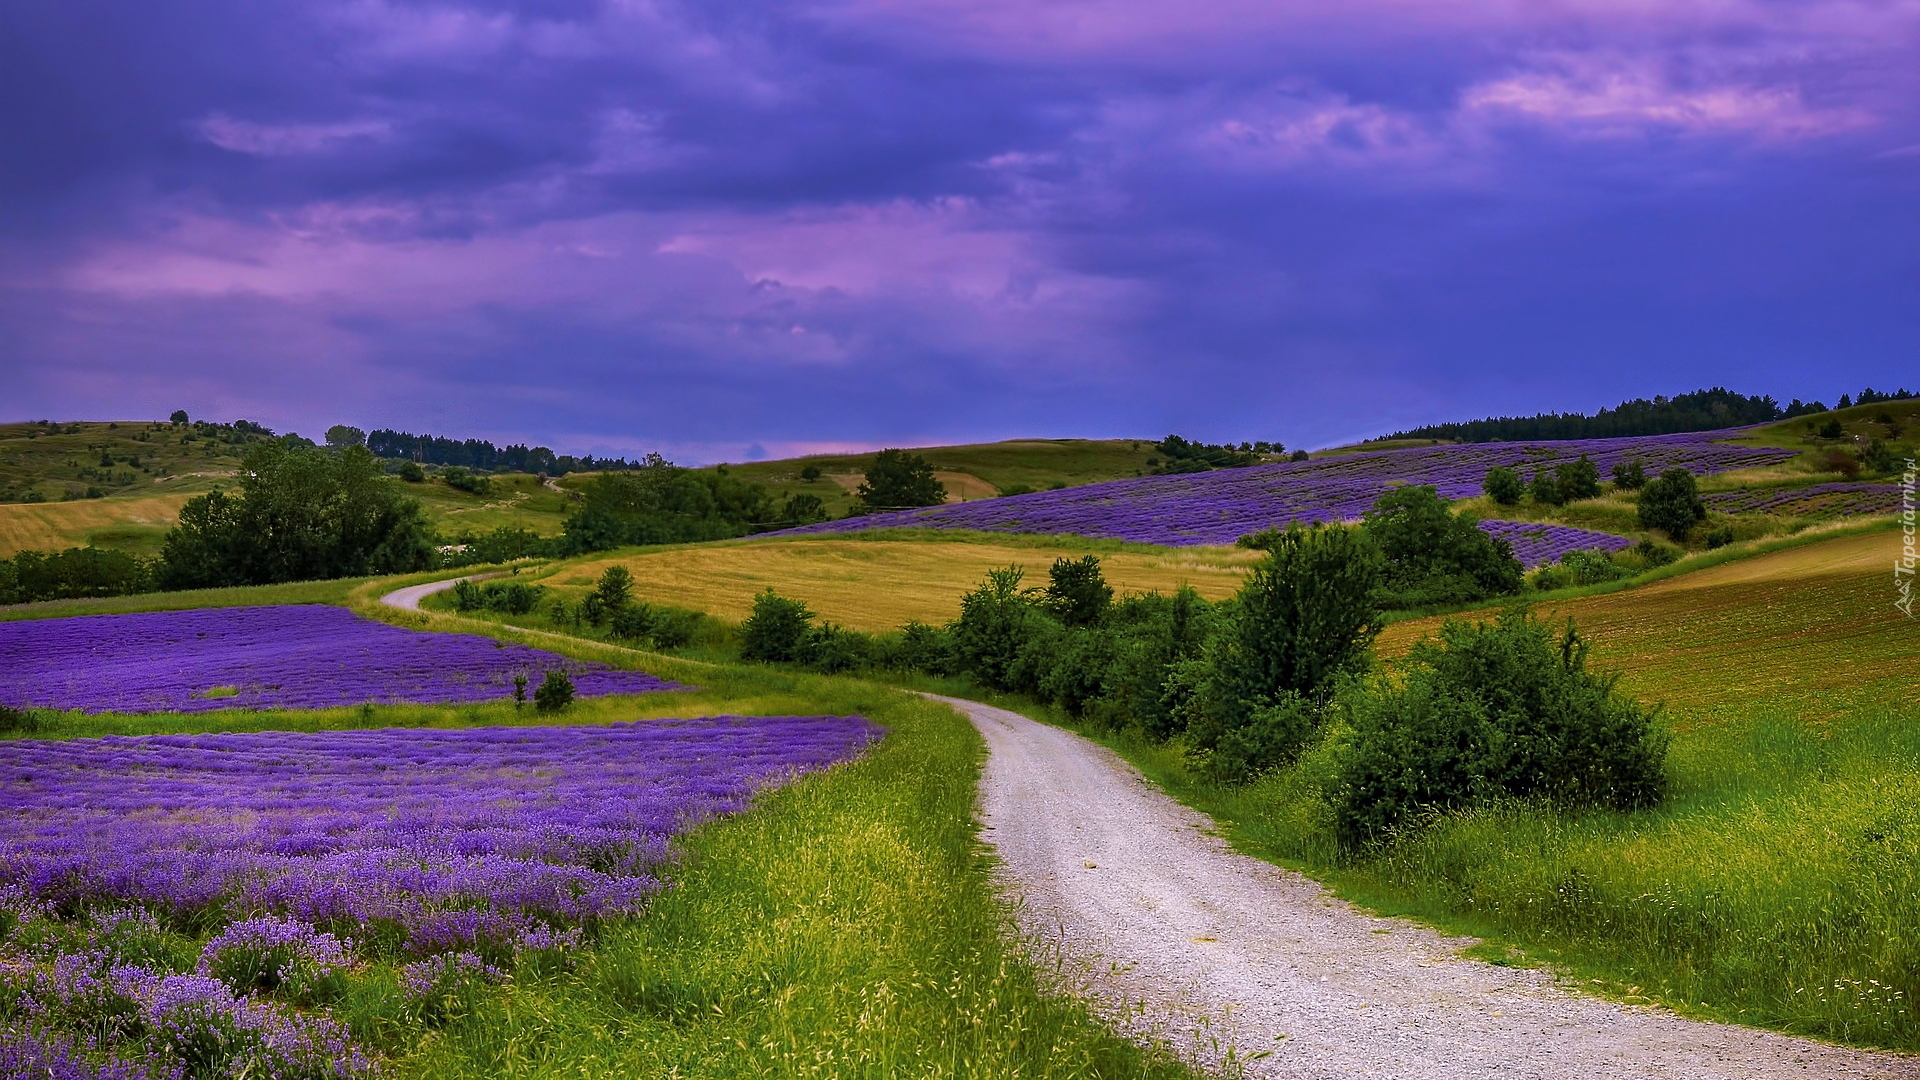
[3,1,1916,463]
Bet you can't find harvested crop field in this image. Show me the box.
[544,538,1263,631]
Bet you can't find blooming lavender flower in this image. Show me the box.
[772,428,1794,549]
[1701,482,1899,517]
[0,605,689,715]
[196,916,351,1002]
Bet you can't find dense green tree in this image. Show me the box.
[1554,455,1602,501]
[1361,485,1524,609]
[951,566,1046,691]
[854,449,946,511]
[159,441,435,588]
[592,565,634,612]
[1043,555,1112,627]
[1637,467,1707,541]
[1528,470,1564,506]
[1612,458,1647,490]
[324,425,367,449]
[169,410,189,425]
[1195,526,1381,768]
[0,546,156,604]
[1482,466,1524,505]
[739,588,817,663]
[562,453,770,551]
[780,492,830,526]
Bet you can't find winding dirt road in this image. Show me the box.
[938,694,1918,1080]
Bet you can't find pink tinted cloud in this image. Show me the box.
[811,0,1919,63]
[54,194,1145,376]
[197,114,393,156]
[1462,63,1875,140]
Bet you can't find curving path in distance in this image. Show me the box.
[378,572,499,612]
[934,693,1919,1080]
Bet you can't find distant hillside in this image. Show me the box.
[699,438,1163,520]
[1385,386,1913,444]
[0,418,278,506]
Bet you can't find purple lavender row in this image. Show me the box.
[1478,520,1634,567]
[0,717,879,1078]
[0,718,880,945]
[1702,482,1899,517]
[0,605,688,715]
[776,427,1794,547]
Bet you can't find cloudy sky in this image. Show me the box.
[2,0,1915,462]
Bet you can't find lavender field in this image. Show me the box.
[1702,482,1901,518]
[780,428,1794,552]
[0,605,687,715]
[0,716,881,1078]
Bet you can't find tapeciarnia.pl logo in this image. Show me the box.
[1898,458,1916,618]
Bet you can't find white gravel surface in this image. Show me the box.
[935,694,1919,1080]
[378,573,498,611]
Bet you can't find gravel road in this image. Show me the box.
[378,573,497,611]
[937,694,1918,1080]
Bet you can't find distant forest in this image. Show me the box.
[366,429,640,475]
[1390,386,1916,444]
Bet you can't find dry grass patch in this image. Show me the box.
[0,493,194,557]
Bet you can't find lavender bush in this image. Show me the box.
[777,428,1793,549]
[0,716,881,1077]
[0,605,688,714]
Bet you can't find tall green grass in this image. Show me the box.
[1083,702,1920,1050]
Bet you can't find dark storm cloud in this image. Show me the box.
[3,0,1916,460]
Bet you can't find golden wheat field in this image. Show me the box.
[0,494,194,558]
[536,537,1262,631]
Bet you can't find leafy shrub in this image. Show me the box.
[451,579,484,612]
[0,704,43,735]
[951,567,1046,691]
[1482,466,1524,506]
[998,483,1036,497]
[1558,548,1632,586]
[1331,611,1668,850]
[1630,538,1682,568]
[592,565,634,612]
[891,621,956,675]
[740,589,817,663]
[1637,467,1707,541]
[1554,455,1602,501]
[1704,525,1737,550]
[533,670,575,712]
[805,622,872,674]
[1528,470,1564,506]
[1822,449,1863,479]
[1611,457,1647,490]
[1203,692,1319,783]
[1195,525,1380,769]
[396,461,426,482]
[1043,555,1112,627]
[1816,417,1844,439]
[441,467,492,496]
[780,492,829,525]
[1360,485,1524,610]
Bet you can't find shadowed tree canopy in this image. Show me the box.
[855,449,946,511]
[159,440,435,588]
